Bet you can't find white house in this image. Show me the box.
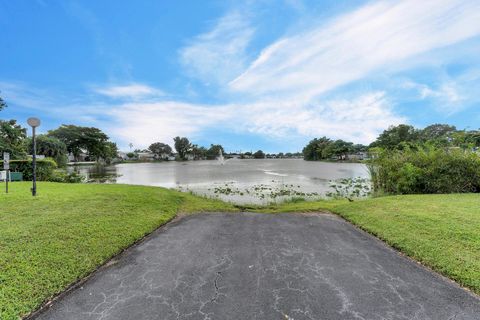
[137,152,156,161]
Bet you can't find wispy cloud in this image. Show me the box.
[92,83,164,99]
[179,11,255,84]
[105,91,402,147]
[230,0,480,100]
[402,65,480,115]
[234,92,404,144]
[105,102,233,147]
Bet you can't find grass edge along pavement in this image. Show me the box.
[1,183,479,319]
[0,182,238,320]
[253,193,480,296]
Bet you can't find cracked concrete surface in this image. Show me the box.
[35,212,480,320]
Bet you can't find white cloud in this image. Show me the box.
[93,83,164,99]
[179,11,255,84]
[104,101,233,147]
[230,0,480,100]
[103,91,402,148]
[235,92,404,144]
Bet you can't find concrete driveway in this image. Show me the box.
[36,212,480,320]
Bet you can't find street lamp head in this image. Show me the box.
[27,117,41,128]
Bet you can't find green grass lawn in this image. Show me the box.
[256,194,480,295]
[1,183,479,319]
[0,182,237,320]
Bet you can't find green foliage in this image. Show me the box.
[126,152,136,159]
[420,124,456,143]
[368,146,480,194]
[0,158,57,181]
[47,125,116,162]
[173,136,191,160]
[326,177,372,199]
[191,144,207,160]
[0,93,7,111]
[26,135,68,167]
[0,119,27,159]
[253,150,265,159]
[206,144,224,160]
[49,169,85,183]
[303,137,365,160]
[148,142,172,159]
[369,124,419,150]
[101,141,119,164]
[369,123,480,150]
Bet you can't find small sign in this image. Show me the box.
[3,152,9,170]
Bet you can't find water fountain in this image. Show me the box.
[217,149,225,165]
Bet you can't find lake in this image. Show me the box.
[73,159,369,204]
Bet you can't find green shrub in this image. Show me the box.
[49,169,85,183]
[0,158,57,181]
[368,146,480,194]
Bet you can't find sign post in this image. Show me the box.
[3,152,9,193]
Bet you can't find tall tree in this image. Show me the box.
[0,120,27,159]
[149,142,172,159]
[206,144,225,160]
[191,144,207,160]
[370,124,419,150]
[421,124,457,141]
[253,150,265,159]
[101,141,119,164]
[47,125,111,161]
[327,140,354,159]
[173,136,191,160]
[303,137,332,160]
[26,135,68,166]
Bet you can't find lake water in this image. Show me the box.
[73,159,369,204]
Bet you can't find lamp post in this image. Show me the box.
[27,117,41,196]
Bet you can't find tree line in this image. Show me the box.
[140,137,269,161]
[0,97,118,166]
[303,123,480,161]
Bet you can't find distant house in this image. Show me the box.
[68,151,88,162]
[117,151,129,160]
[137,152,155,161]
[346,152,369,161]
[227,153,241,159]
[156,152,172,160]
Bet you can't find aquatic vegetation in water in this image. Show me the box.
[203,182,321,202]
[326,177,372,199]
[177,178,371,204]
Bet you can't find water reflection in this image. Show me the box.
[71,159,369,204]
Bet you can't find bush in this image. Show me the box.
[49,169,85,183]
[0,158,57,181]
[368,146,480,194]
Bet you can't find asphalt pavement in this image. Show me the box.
[35,212,480,320]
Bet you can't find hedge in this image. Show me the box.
[0,159,57,181]
[368,147,480,194]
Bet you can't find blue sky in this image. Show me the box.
[1,0,480,152]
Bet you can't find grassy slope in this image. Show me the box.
[255,194,480,294]
[0,182,237,320]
